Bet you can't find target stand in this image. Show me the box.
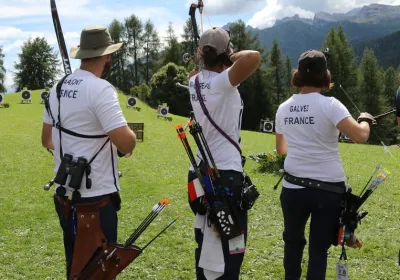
[127,97,141,112]
[157,105,172,122]
[0,93,9,108]
[20,90,32,104]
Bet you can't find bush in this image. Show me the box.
[130,84,151,103]
[250,151,286,174]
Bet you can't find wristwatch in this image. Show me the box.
[357,117,373,126]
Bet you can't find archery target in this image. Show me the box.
[41,91,49,101]
[157,105,169,117]
[261,120,274,133]
[0,93,4,104]
[263,122,273,132]
[21,90,31,100]
[127,97,137,107]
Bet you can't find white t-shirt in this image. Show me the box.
[188,69,243,172]
[43,69,127,198]
[275,92,351,189]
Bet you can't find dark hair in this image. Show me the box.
[291,69,333,90]
[202,46,232,68]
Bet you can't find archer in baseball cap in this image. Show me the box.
[292,49,332,90]
[199,27,231,55]
[298,50,328,74]
[198,27,233,68]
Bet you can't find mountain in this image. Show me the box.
[274,14,313,26]
[283,4,400,28]
[353,30,400,69]
[255,19,400,67]
[256,20,325,64]
[314,4,400,24]
[219,4,400,67]
[233,4,400,67]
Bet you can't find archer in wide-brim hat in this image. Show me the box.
[70,26,123,59]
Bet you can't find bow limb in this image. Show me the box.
[185,0,204,69]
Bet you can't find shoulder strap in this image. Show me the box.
[194,74,242,155]
[56,75,70,158]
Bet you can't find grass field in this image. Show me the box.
[0,90,399,280]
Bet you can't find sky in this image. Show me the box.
[1,0,400,92]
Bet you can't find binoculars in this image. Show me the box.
[55,154,92,198]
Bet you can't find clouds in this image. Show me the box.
[0,0,186,92]
[198,0,265,15]
[247,0,314,29]
[245,0,400,29]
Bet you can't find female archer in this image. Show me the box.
[274,49,375,280]
[187,27,260,279]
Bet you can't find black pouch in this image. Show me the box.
[211,200,241,240]
[240,173,260,210]
[110,192,122,212]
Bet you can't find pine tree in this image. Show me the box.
[382,67,399,144]
[359,48,387,144]
[323,26,359,115]
[360,48,382,115]
[0,46,6,93]
[108,19,127,92]
[383,67,397,107]
[125,14,143,87]
[163,22,181,65]
[284,55,295,97]
[142,20,161,85]
[14,37,60,91]
[268,40,285,105]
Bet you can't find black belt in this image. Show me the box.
[284,173,346,195]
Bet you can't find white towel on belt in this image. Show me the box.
[195,214,225,280]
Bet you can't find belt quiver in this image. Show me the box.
[70,197,111,279]
[70,196,143,280]
[335,191,366,248]
[74,244,142,280]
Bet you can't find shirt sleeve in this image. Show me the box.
[210,68,236,93]
[42,89,55,125]
[326,97,352,126]
[43,107,53,125]
[274,107,283,134]
[91,84,127,133]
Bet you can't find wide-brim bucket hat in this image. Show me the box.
[70,26,123,59]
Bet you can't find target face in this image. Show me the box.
[128,97,137,107]
[41,91,49,100]
[22,91,31,100]
[161,108,168,115]
[264,122,273,131]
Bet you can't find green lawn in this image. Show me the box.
[0,90,399,279]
